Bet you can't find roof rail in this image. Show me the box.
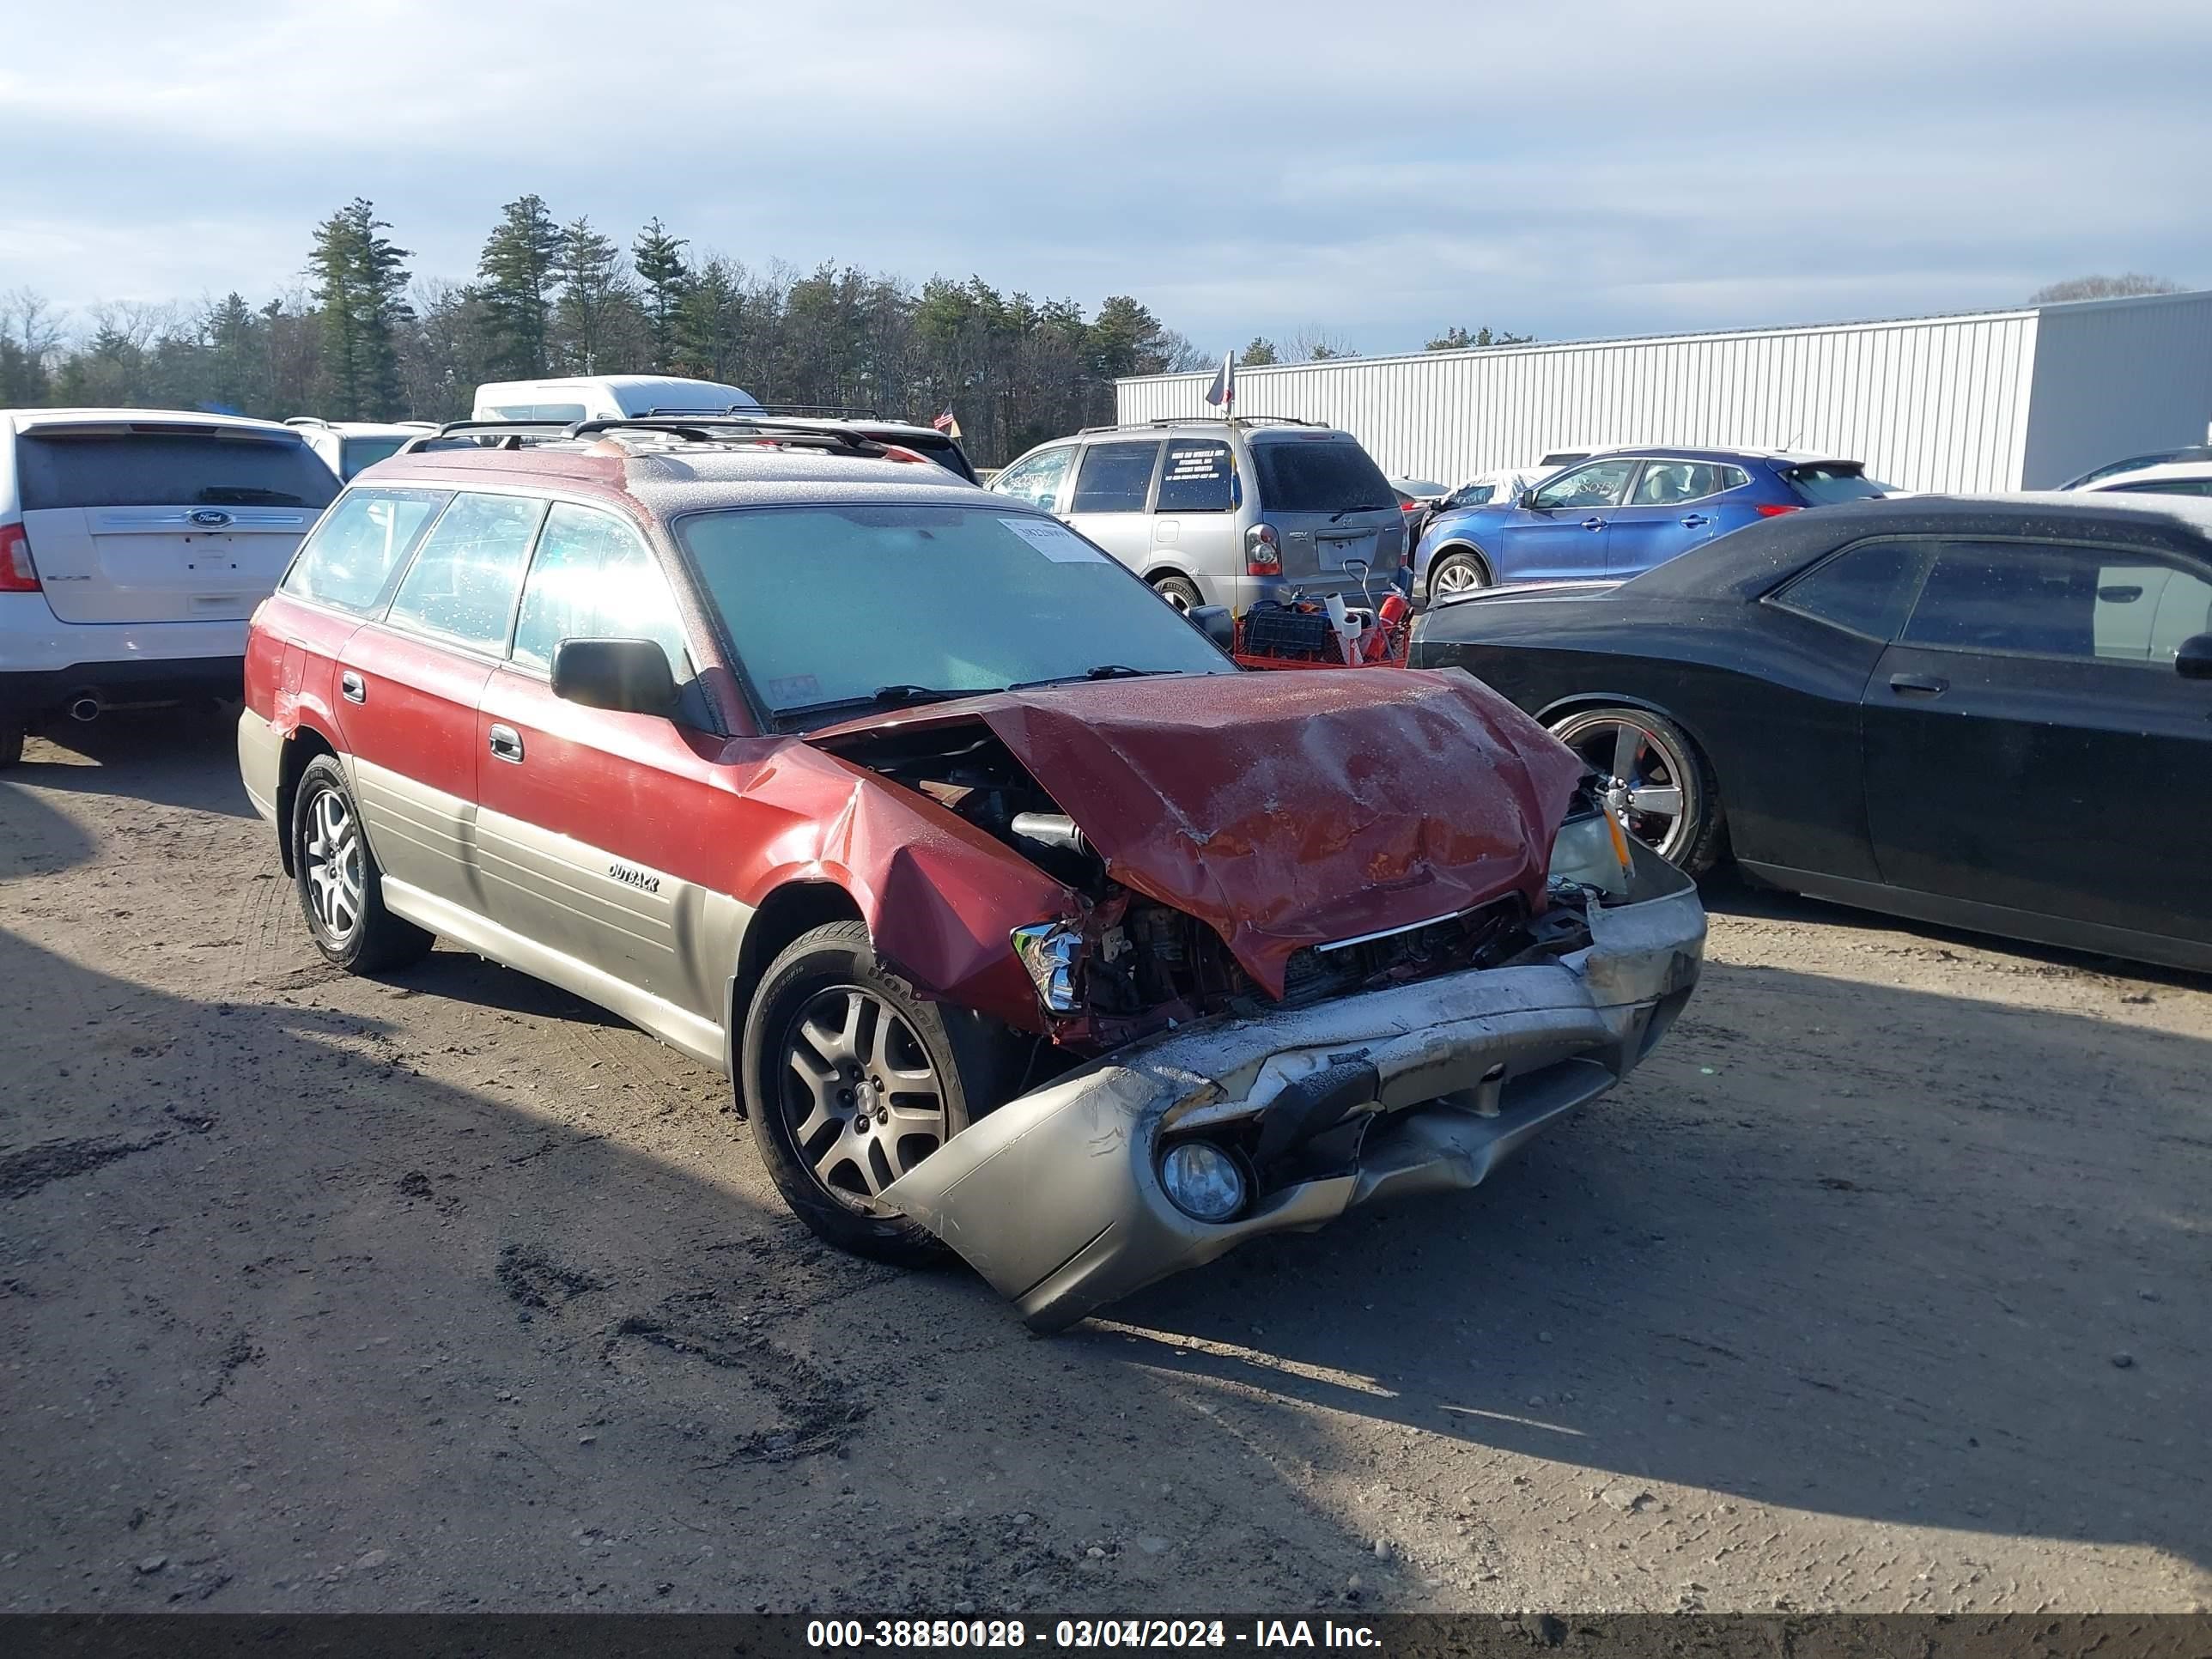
[395,419,575,455]
[564,416,908,459]
[645,402,890,421]
[283,416,331,428]
[1075,414,1331,435]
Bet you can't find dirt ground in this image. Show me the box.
[2,707,2207,1615]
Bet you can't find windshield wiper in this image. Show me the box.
[780,684,979,721]
[198,486,307,506]
[1007,664,1167,690]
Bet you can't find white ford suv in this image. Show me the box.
[0,408,338,764]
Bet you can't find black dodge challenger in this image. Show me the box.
[1413,493,2212,973]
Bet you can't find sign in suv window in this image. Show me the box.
[384,492,545,654]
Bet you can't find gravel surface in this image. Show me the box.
[3,708,2207,1613]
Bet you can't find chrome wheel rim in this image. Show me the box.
[780,986,947,1213]
[1553,714,1693,863]
[302,785,365,944]
[1431,556,1486,596]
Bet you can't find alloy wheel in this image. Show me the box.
[1431,556,1486,596]
[1553,714,1694,864]
[780,985,949,1212]
[301,785,365,944]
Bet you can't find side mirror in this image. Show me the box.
[1188,604,1237,651]
[1517,490,1539,510]
[550,638,678,714]
[2177,634,2212,681]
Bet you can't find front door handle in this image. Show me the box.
[1888,672,1948,696]
[339,670,366,704]
[488,724,525,763]
[1679,514,1711,528]
[1580,517,1605,532]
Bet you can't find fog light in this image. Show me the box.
[1158,1141,1249,1223]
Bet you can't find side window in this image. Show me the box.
[1899,539,2212,666]
[2109,478,2212,497]
[1154,440,1237,513]
[1769,539,1930,641]
[989,447,1073,511]
[1070,441,1164,514]
[384,491,545,654]
[511,502,690,680]
[1531,459,1637,510]
[1631,461,1735,506]
[281,489,447,614]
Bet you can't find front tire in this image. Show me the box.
[0,717,22,769]
[744,920,1009,1265]
[1151,574,1203,613]
[1547,705,1728,874]
[1428,549,1490,600]
[289,755,434,973]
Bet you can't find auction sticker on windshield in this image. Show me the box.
[999,518,1106,562]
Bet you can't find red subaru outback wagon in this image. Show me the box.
[238,417,1705,1329]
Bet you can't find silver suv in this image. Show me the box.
[988,417,1405,613]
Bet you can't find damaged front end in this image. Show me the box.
[810,674,1706,1330]
[883,835,1705,1333]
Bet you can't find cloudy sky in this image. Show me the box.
[3,0,2206,356]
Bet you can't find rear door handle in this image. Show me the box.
[1581,517,1605,532]
[488,724,525,763]
[1888,672,1948,696]
[1679,514,1711,528]
[339,671,366,704]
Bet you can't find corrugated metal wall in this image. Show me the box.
[1120,309,2061,493]
[2018,293,2212,487]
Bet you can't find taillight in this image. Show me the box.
[1244,523,1281,576]
[0,524,38,592]
[1755,503,1801,519]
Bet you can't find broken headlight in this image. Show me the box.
[1548,805,1634,901]
[1011,921,1085,1014]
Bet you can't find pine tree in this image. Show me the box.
[632,219,690,373]
[1239,337,1279,366]
[476,194,564,379]
[307,198,412,417]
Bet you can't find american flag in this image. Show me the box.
[932,407,962,439]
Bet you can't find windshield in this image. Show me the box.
[1250,439,1395,514]
[677,504,1232,719]
[339,437,409,478]
[17,431,340,511]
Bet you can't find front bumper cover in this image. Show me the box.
[884,841,1706,1330]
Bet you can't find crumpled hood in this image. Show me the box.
[818,668,1587,999]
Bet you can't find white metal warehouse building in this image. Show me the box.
[1115,290,2212,495]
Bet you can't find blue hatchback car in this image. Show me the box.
[1410,447,1885,601]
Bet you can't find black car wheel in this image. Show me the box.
[1428,549,1491,599]
[290,755,435,973]
[1549,706,1727,873]
[1152,574,1203,613]
[744,920,1007,1266]
[0,717,22,769]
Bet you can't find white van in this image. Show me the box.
[0,408,338,763]
[471,375,763,422]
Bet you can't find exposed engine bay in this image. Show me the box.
[817,720,1596,1054]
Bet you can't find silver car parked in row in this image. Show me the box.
[989,417,1405,613]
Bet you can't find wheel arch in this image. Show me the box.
[273,721,343,878]
[722,880,866,1111]
[1428,541,1494,586]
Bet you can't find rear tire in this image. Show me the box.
[1151,574,1203,613]
[289,755,434,973]
[1547,705,1729,875]
[744,920,1008,1266]
[1428,549,1490,600]
[0,718,22,769]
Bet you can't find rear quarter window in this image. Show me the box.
[1250,440,1395,514]
[17,431,340,511]
[281,489,449,615]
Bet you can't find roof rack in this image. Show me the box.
[1076,414,1329,434]
[283,416,331,428]
[564,416,905,458]
[396,419,575,455]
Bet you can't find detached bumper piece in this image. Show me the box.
[884,842,1706,1330]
